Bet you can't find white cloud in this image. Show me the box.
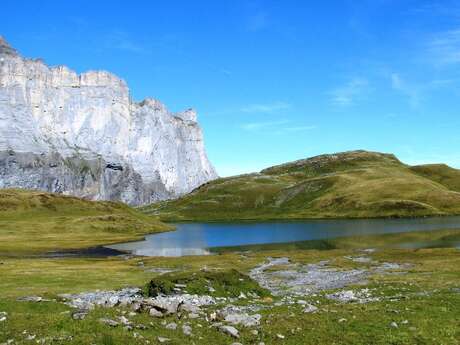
[240,101,291,113]
[427,29,460,66]
[241,120,317,134]
[331,78,369,107]
[282,125,317,132]
[104,31,146,53]
[241,120,289,131]
[390,73,420,109]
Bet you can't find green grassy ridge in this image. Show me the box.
[0,189,172,255]
[141,150,460,221]
[410,164,460,192]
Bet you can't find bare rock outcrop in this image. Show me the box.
[0,36,217,205]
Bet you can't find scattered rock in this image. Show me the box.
[188,313,200,319]
[144,267,178,275]
[165,322,177,330]
[338,318,347,323]
[345,256,372,263]
[276,334,285,339]
[303,304,318,313]
[149,308,163,318]
[182,324,193,336]
[131,302,142,312]
[326,289,379,304]
[118,316,131,326]
[71,310,87,320]
[157,337,170,343]
[178,302,201,314]
[0,312,7,322]
[98,318,119,327]
[218,325,240,338]
[250,257,367,296]
[59,288,142,310]
[362,248,376,253]
[250,257,412,297]
[224,312,261,327]
[17,296,44,302]
[390,322,398,328]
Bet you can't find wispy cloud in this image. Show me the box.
[391,73,420,108]
[390,72,458,109]
[240,101,291,114]
[427,29,460,66]
[282,125,317,132]
[241,120,289,131]
[408,2,460,18]
[330,78,370,107]
[241,120,317,134]
[104,31,146,53]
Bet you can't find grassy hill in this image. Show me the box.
[141,150,460,221]
[410,164,460,192]
[0,189,171,255]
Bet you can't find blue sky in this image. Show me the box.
[2,0,460,176]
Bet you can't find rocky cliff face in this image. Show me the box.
[0,36,217,205]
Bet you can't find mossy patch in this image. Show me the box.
[147,269,270,298]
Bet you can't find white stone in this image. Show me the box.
[218,325,239,338]
[149,308,163,318]
[182,324,193,336]
[165,322,177,330]
[0,36,217,205]
[303,304,318,313]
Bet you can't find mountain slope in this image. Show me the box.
[0,36,217,205]
[410,164,460,192]
[0,189,171,255]
[141,150,460,221]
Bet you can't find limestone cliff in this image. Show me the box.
[0,36,217,205]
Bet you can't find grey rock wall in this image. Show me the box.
[0,36,217,205]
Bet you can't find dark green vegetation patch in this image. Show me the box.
[147,269,270,298]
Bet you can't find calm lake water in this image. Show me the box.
[106,216,460,257]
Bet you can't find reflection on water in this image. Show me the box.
[106,216,460,257]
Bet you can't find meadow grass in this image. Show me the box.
[0,229,459,344]
[0,189,171,256]
[141,150,460,222]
